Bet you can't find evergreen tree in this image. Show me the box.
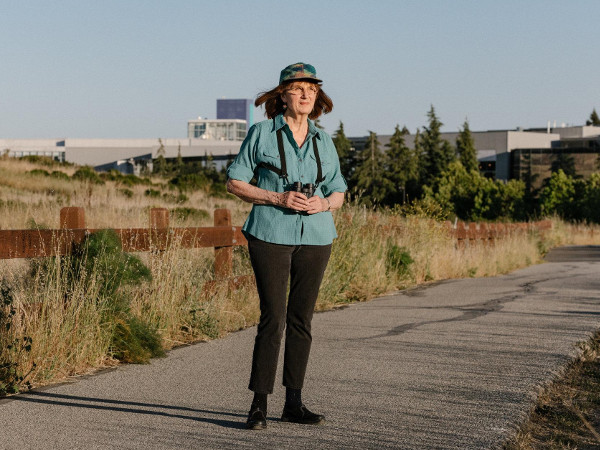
[332,121,354,181]
[351,131,391,205]
[175,144,184,174]
[154,138,167,176]
[586,108,600,126]
[456,120,478,172]
[384,125,419,205]
[551,151,577,178]
[420,105,453,191]
[442,140,457,168]
[411,128,423,199]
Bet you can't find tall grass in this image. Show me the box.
[1,157,600,393]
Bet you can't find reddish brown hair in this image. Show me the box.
[255,81,333,120]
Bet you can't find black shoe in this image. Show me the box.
[246,406,267,430]
[281,404,325,425]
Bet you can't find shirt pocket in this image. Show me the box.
[255,148,284,189]
[308,152,331,178]
[259,148,281,166]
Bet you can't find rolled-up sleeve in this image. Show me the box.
[226,125,258,183]
[320,135,348,197]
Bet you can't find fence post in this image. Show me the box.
[150,208,169,251]
[214,209,233,280]
[60,207,85,229]
[59,207,86,250]
[150,208,169,229]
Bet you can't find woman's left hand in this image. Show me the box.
[305,196,328,215]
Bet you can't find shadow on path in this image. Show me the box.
[13,391,246,429]
[545,246,600,263]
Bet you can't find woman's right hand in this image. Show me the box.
[278,191,310,212]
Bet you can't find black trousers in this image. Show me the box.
[247,235,332,394]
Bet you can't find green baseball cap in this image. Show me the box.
[279,62,322,85]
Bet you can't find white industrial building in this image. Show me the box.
[2,116,599,182]
[0,118,247,175]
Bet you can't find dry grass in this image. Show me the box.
[504,331,600,449]
[1,157,600,393]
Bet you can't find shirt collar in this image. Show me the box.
[274,114,321,139]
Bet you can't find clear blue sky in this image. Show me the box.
[1,0,599,139]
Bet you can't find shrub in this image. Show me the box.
[162,193,189,204]
[72,166,104,185]
[172,207,210,222]
[580,173,600,223]
[386,244,414,277]
[28,169,50,177]
[187,308,220,339]
[427,161,527,221]
[100,171,153,187]
[49,171,70,181]
[19,155,58,166]
[118,188,134,198]
[144,189,161,198]
[0,281,34,396]
[169,173,211,192]
[36,230,161,363]
[71,229,152,298]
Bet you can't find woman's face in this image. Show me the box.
[281,81,319,117]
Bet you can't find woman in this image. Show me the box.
[226,62,346,430]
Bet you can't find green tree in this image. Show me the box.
[175,144,184,174]
[586,108,600,126]
[580,173,600,223]
[427,161,526,221]
[539,169,578,219]
[351,131,391,205]
[411,128,424,199]
[456,120,478,173]
[384,125,419,205]
[420,105,454,191]
[154,138,167,176]
[551,151,577,178]
[332,121,354,181]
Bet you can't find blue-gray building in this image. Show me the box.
[217,99,254,129]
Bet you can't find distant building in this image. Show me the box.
[511,133,600,189]
[0,97,254,174]
[2,113,598,181]
[217,99,254,129]
[0,137,241,173]
[186,118,247,141]
[0,139,66,162]
[348,125,600,184]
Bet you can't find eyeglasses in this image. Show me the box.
[286,85,319,96]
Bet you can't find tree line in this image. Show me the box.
[332,107,600,223]
[147,108,600,223]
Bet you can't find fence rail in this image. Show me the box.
[445,219,553,242]
[0,207,247,281]
[0,207,553,279]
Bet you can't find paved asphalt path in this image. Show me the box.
[1,246,600,449]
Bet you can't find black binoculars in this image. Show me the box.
[290,182,315,198]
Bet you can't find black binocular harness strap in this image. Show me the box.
[255,122,324,186]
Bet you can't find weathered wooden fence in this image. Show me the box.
[0,207,248,282]
[445,219,553,244]
[0,207,553,280]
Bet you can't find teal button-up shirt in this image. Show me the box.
[227,114,347,245]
